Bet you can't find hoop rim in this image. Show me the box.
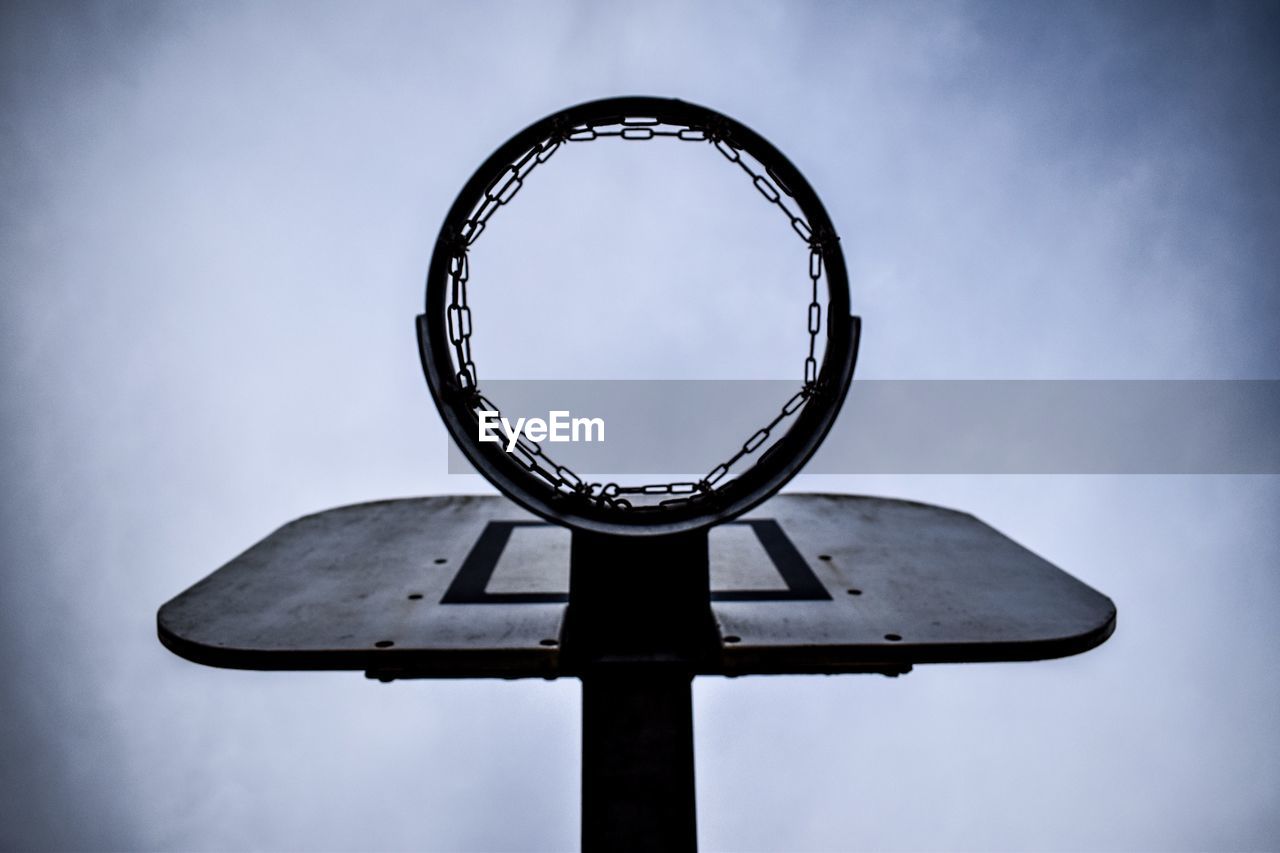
[417,96,859,536]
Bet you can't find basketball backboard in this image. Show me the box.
[158,493,1115,682]
[157,96,1119,851]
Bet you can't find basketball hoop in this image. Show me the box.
[417,96,861,536]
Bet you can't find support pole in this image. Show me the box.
[581,670,696,852]
[566,528,715,853]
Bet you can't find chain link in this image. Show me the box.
[445,116,835,511]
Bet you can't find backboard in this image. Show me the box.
[157,96,1119,850]
[158,493,1115,681]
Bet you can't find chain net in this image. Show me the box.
[444,113,836,512]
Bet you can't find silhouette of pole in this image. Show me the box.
[568,528,715,852]
[581,671,696,851]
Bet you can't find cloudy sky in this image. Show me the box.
[2,1,1278,850]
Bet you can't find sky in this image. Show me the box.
[2,1,1278,850]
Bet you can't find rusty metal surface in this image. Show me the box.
[158,494,1114,679]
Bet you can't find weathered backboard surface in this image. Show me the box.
[158,494,1115,680]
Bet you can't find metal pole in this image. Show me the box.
[567,528,715,853]
[581,669,696,852]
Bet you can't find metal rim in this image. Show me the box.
[418,96,858,536]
